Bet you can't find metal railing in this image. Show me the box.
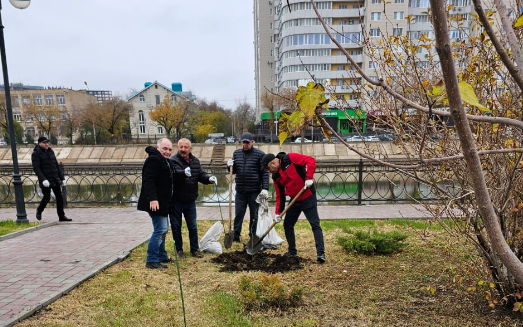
[0,160,454,207]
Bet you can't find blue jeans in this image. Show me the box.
[283,194,325,257]
[233,192,259,239]
[169,201,199,253]
[147,213,169,263]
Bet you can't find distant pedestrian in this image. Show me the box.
[170,138,217,258]
[261,152,326,263]
[31,136,71,222]
[137,138,174,269]
[226,132,269,242]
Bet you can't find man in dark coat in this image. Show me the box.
[261,152,326,264]
[170,138,217,258]
[31,136,71,222]
[137,138,174,269]
[226,132,269,242]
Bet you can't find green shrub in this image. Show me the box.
[239,273,303,311]
[338,229,408,255]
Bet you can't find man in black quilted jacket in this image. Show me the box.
[31,136,71,222]
[227,132,269,242]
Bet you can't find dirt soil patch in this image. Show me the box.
[211,250,307,273]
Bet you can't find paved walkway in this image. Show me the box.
[0,204,432,327]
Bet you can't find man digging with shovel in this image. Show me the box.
[261,152,326,264]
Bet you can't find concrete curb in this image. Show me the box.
[0,221,59,242]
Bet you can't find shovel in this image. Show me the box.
[223,165,234,249]
[245,187,306,255]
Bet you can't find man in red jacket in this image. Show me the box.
[261,152,326,263]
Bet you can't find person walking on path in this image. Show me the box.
[31,136,71,222]
[227,132,269,242]
[170,138,217,258]
[261,152,326,263]
[137,138,174,269]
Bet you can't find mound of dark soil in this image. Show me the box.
[211,250,306,273]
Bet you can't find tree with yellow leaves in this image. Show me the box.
[283,0,523,308]
[149,95,192,140]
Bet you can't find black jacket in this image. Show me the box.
[170,152,212,203]
[137,146,174,215]
[232,147,269,193]
[31,145,64,187]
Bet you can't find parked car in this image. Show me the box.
[346,135,363,142]
[0,140,6,145]
[378,134,394,141]
[364,135,380,142]
[294,137,312,143]
[204,138,216,145]
[322,136,340,143]
[226,136,237,143]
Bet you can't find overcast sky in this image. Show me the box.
[2,0,255,110]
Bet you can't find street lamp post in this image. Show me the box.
[0,0,30,223]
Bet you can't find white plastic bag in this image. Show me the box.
[256,194,284,249]
[199,221,224,254]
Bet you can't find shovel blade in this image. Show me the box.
[245,235,264,255]
[223,230,234,249]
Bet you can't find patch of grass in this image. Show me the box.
[239,273,303,311]
[205,292,252,327]
[320,219,375,231]
[0,220,42,237]
[15,219,523,327]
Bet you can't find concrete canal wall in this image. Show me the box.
[0,142,412,166]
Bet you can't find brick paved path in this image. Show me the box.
[0,204,431,326]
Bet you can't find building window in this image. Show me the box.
[157,126,164,134]
[22,95,31,105]
[139,95,145,102]
[372,0,381,3]
[14,113,22,122]
[409,0,430,7]
[371,12,381,21]
[369,61,378,69]
[26,127,35,138]
[155,95,160,104]
[449,30,459,38]
[45,94,54,105]
[336,65,345,71]
[394,11,404,20]
[270,22,273,29]
[138,110,146,134]
[171,95,176,102]
[56,94,66,105]
[339,4,347,9]
[370,28,381,37]
[395,0,405,2]
[25,113,33,122]
[33,94,42,105]
[393,28,403,36]
[13,96,19,107]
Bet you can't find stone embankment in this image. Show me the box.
[0,142,410,166]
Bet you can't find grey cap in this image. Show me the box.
[241,132,253,142]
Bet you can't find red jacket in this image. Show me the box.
[273,152,316,214]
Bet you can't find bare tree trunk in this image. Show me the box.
[430,0,523,284]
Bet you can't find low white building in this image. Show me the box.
[127,81,194,141]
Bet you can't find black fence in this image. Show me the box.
[0,161,454,207]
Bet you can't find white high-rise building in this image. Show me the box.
[254,0,512,139]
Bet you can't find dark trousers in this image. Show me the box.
[283,193,325,256]
[233,192,259,239]
[169,201,199,253]
[37,185,65,219]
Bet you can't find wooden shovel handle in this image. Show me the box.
[228,165,233,226]
[256,187,307,242]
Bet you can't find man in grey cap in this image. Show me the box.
[227,132,269,242]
